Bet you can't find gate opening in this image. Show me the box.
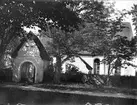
[20,61,35,83]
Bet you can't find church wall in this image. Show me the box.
[62,56,105,74]
[120,57,137,76]
[62,55,137,76]
[121,65,136,76]
[62,56,94,74]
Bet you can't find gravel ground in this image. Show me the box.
[0,83,137,100]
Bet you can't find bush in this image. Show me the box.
[0,68,12,82]
[64,72,84,83]
[107,76,137,88]
[61,66,85,83]
[43,65,54,83]
[61,73,137,89]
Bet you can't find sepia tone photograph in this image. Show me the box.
[0,0,137,105]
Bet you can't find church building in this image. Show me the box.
[62,22,137,76]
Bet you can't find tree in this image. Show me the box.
[0,0,81,54]
[74,0,137,85]
[42,0,117,83]
[1,0,117,83]
[0,0,82,83]
[131,4,137,35]
[47,0,137,84]
[1,0,135,84]
[45,27,86,83]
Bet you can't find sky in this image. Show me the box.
[112,0,137,36]
[114,0,137,11]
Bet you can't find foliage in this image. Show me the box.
[0,0,82,54]
[44,0,119,83]
[103,36,137,75]
[110,75,137,89]
[0,0,136,84]
[131,4,137,35]
[47,0,118,61]
[60,1,136,84]
[76,1,137,78]
[0,0,83,83]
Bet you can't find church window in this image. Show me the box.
[94,58,100,74]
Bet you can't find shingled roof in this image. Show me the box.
[78,22,134,56]
[116,22,133,40]
[11,32,50,61]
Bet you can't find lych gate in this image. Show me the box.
[11,32,50,83]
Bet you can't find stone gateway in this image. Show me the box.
[11,33,50,83]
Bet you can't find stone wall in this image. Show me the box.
[12,40,49,83]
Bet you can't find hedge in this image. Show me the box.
[0,68,12,82]
[60,72,137,89]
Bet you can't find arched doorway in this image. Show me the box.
[93,58,100,74]
[20,61,35,83]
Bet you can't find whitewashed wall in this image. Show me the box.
[62,56,106,74]
[120,57,137,76]
[61,55,137,76]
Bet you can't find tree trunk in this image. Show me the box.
[0,42,6,69]
[53,56,62,84]
[106,63,111,86]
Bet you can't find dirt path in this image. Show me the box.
[0,84,137,100]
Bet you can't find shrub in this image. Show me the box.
[0,68,12,82]
[43,65,54,83]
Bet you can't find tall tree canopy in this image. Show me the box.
[0,0,136,83]
[131,4,137,35]
[74,1,137,78]
[0,0,82,55]
[0,0,83,83]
